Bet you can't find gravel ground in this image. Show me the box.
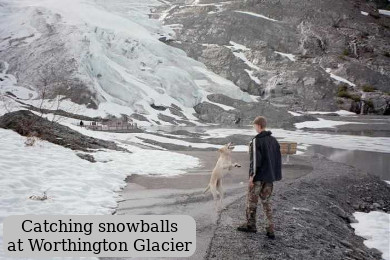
[206,154,390,260]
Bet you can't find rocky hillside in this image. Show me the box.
[1,0,389,128]
[156,0,390,115]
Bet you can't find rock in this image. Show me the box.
[194,93,298,127]
[131,113,149,122]
[0,110,127,152]
[150,104,167,111]
[76,153,96,163]
[329,204,348,219]
[160,0,390,114]
[158,114,178,125]
[347,216,358,224]
[340,240,353,248]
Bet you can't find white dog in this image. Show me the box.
[204,143,241,209]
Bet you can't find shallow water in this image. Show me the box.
[145,120,390,181]
[307,145,390,181]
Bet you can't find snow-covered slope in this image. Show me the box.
[0,127,200,259]
[0,0,252,123]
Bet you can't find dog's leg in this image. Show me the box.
[209,184,219,201]
[217,179,224,211]
[209,183,221,211]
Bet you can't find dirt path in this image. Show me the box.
[110,151,313,260]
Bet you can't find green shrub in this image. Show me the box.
[342,49,350,56]
[351,95,361,102]
[336,85,361,101]
[365,100,374,108]
[338,85,348,92]
[362,85,376,92]
[337,90,350,98]
[338,55,347,60]
[337,85,349,98]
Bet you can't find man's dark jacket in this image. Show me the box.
[249,131,282,183]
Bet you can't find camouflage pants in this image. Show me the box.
[246,181,274,232]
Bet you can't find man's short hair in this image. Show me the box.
[253,116,267,129]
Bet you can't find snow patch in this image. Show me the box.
[225,42,261,85]
[245,69,261,85]
[295,118,364,129]
[361,11,369,16]
[325,68,356,87]
[234,11,279,22]
[304,110,357,116]
[379,9,390,17]
[351,211,390,260]
[274,51,296,62]
[226,41,250,52]
[0,128,199,258]
[205,99,236,111]
[288,111,303,116]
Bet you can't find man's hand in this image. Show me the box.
[249,176,254,189]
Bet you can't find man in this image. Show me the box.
[237,116,282,239]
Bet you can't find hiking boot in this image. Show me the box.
[237,223,257,233]
[266,231,275,239]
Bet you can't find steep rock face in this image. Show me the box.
[158,0,390,114]
[194,94,317,127]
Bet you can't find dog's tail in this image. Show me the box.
[203,184,210,194]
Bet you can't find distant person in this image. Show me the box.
[237,116,282,239]
[80,120,84,127]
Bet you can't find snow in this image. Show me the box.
[226,41,250,52]
[325,68,356,87]
[234,11,279,22]
[274,51,296,62]
[287,110,357,117]
[361,11,369,16]
[288,111,303,116]
[245,69,262,85]
[159,5,177,21]
[295,118,365,129]
[263,75,280,99]
[351,211,390,260]
[304,110,356,116]
[225,42,262,85]
[0,0,253,124]
[0,127,200,259]
[225,43,259,70]
[379,9,390,17]
[205,99,236,111]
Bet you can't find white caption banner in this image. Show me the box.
[3,215,196,257]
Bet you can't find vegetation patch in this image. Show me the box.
[365,100,374,108]
[337,85,361,102]
[361,85,377,92]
